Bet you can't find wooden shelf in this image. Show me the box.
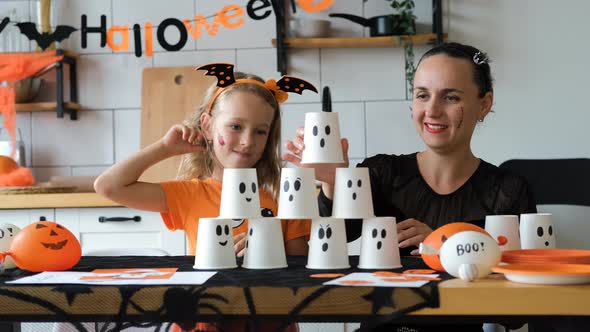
[272,33,448,49]
[0,192,120,209]
[15,102,81,112]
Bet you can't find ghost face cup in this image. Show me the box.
[242,218,288,269]
[219,168,261,219]
[359,217,402,269]
[193,218,237,270]
[277,167,319,219]
[332,167,374,219]
[307,218,350,269]
[520,213,556,249]
[301,112,344,164]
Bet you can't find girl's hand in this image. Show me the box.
[281,126,350,186]
[234,232,247,257]
[397,218,434,255]
[161,124,206,156]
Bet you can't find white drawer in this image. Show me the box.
[0,209,54,229]
[77,207,164,232]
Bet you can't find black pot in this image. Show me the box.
[329,13,415,37]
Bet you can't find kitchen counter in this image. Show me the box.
[0,192,120,209]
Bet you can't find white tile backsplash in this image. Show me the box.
[32,110,114,166]
[114,109,141,162]
[365,101,424,156]
[32,167,71,183]
[59,0,113,54]
[72,166,109,176]
[154,49,235,67]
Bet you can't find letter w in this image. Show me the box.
[184,15,220,38]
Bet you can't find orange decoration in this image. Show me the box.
[309,273,345,278]
[0,221,81,272]
[421,222,490,272]
[0,155,19,174]
[339,280,373,285]
[403,269,437,274]
[373,271,404,277]
[0,155,34,187]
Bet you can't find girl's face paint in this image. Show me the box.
[218,134,225,146]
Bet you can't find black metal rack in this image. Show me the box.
[55,49,79,120]
[272,0,445,76]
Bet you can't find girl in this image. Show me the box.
[95,66,311,332]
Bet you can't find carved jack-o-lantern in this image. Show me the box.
[1,221,81,272]
[421,222,489,272]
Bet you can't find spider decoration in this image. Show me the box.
[126,286,229,331]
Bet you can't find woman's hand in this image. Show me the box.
[282,126,349,186]
[161,124,206,156]
[234,232,247,257]
[397,218,434,255]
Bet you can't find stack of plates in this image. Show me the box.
[492,249,590,285]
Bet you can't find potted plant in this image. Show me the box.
[387,0,417,99]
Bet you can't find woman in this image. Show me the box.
[283,42,536,331]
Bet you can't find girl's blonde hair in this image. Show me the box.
[176,72,282,198]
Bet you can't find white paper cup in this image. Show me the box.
[332,167,374,219]
[485,215,521,251]
[242,218,287,269]
[193,218,237,270]
[520,213,556,249]
[277,168,319,219]
[358,217,402,269]
[0,223,20,269]
[301,112,344,164]
[219,168,261,219]
[307,218,350,269]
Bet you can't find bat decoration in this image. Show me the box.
[0,18,9,35]
[197,63,318,110]
[196,63,236,88]
[15,22,77,50]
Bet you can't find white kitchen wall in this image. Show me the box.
[3,0,586,183]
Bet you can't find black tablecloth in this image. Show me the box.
[0,256,441,331]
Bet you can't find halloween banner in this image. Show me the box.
[0,0,335,57]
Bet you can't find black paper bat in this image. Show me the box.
[15,22,77,50]
[276,76,318,95]
[196,63,236,88]
[0,17,10,35]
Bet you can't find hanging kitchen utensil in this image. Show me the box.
[329,13,414,37]
[322,86,331,113]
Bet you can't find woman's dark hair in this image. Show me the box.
[418,42,493,98]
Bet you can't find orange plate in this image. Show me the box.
[493,263,590,275]
[502,249,590,264]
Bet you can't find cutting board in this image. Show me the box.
[140,67,215,182]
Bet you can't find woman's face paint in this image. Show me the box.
[456,107,464,129]
[218,134,225,146]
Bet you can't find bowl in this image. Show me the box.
[13,77,44,103]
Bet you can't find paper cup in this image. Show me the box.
[219,168,261,219]
[358,217,402,269]
[332,167,374,218]
[307,218,350,269]
[193,218,237,270]
[277,168,319,219]
[520,213,556,249]
[242,218,287,269]
[0,223,20,269]
[485,215,521,251]
[301,112,344,164]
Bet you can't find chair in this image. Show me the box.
[52,248,170,332]
[499,158,590,249]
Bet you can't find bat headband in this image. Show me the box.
[196,63,318,113]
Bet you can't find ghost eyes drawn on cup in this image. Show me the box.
[283,177,302,202]
[239,181,257,203]
[371,228,387,250]
[312,124,331,148]
[537,224,554,247]
[318,224,333,252]
[215,224,231,247]
[346,178,363,200]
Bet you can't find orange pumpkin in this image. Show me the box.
[421,222,490,272]
[2,221,81,272]
[0,156,19,175]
